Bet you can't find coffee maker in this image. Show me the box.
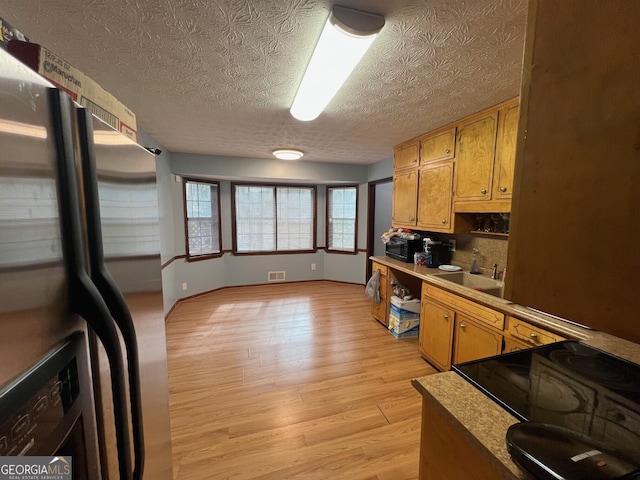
[423,238,452,268]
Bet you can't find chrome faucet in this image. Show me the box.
[491,263,498,280]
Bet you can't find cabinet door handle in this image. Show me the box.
[441,219,446,224]
[409,216,415,222]
[481,189,487,195]
[460,323,467,329]
[500,186,507,193]
[412,158,418,163]
[445,148,450,154]
[530,333,538,339]
[443,314,449,320]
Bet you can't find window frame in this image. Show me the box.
[231,182,317,255]
[326,184,359,254]
[182,177,222,261]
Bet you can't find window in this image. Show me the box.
[232,184,316,253]
[326,185,358,253]
[183,179,221,259]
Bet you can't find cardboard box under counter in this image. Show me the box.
[390,296,421,314]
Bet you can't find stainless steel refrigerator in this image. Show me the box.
[0,47,173,479]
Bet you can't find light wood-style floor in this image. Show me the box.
[165,281,437,480]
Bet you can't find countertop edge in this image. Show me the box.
[412,373,533,480]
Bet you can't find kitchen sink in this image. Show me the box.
[435,271,504,298]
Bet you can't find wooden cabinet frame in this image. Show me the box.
[392,98,519,233]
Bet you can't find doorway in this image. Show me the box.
[366,177,392,280]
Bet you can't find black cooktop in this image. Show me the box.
[453,341,640,460]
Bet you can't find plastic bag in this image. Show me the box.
[365,269,381,303]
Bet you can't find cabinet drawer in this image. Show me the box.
[506,316,565,347]
[422,283,504,330]
[372,262,388,278]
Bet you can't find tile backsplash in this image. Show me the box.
[420,232,508,278]
[450,234,508,278]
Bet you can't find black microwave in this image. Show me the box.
[385,236,422,263]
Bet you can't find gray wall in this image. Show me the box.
[368,156,393,182]
[151,152,394,314]
[373,181,393,257]
[137,128,178,313]
[172,153,369,184]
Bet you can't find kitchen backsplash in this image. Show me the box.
[450,234,508,278]
[415,231,508,278]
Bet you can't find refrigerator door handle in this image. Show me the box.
[76,108,146,480]
[49,89,134,480]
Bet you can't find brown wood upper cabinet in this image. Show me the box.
[419,127,456,165]
[453,112,498,203]
[394,142,419,171]
[453,98,519,213]
[391,170,418,226]
[392,98,518,231]
[393,128,465,233]
[493,99,519,200]
[416,160,454,231]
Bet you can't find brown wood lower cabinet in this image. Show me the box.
[420,282,505,370]
[370,261,389,326]
[419,281,568,370]
[502,335,531,353]
[453,314,503,365]
[419,299,455,371]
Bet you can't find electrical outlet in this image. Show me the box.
[449,240,456,251]
[182,282,188,291]
[311,263,316,271]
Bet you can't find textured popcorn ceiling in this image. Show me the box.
[3,0,527,165]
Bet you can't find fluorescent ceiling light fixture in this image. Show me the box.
[290,5,385,122]
[273,149,304,160]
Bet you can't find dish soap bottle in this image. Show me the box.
[470,248,481,274]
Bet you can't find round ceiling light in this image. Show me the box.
[273,149,304,161]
